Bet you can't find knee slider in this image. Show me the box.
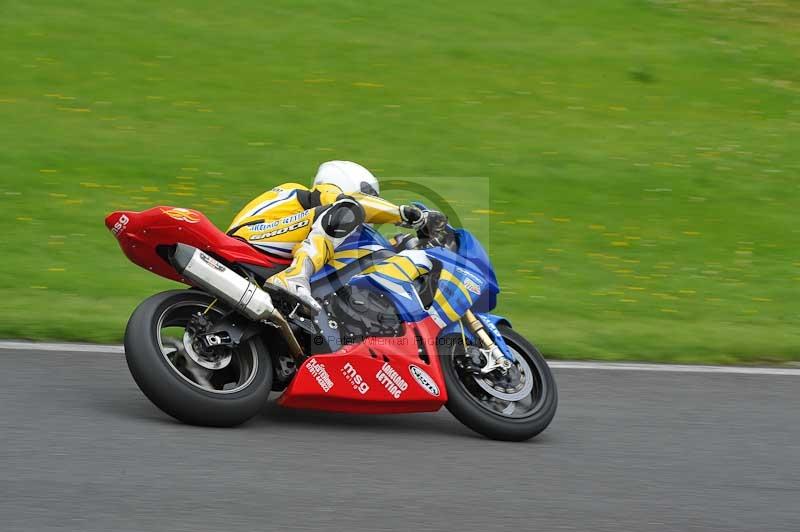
[319,198,365,238]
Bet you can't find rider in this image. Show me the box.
[227,161,446,313]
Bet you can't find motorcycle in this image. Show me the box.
[105,204,557,441]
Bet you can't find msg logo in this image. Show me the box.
[341,362,370,395]
[111,214,129,236]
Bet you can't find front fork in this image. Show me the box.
[462,310,513,374]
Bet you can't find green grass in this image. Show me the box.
[1,0,799,363]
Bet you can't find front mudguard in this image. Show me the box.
[439,313,514,361]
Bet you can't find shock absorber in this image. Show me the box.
[463,310,512,373]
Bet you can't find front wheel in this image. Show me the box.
[124,290,273,427]
[440,325,557,441]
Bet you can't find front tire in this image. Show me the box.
[124,290,273,427]
[441,325,557,441]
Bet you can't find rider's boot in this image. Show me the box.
[266,197,365,314]
[266,243,326,314]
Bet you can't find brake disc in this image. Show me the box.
[471,350,534,402]
[182,331,232,370]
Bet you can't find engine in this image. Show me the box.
[323,285,403,343]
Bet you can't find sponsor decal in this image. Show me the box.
[198,252,226,272]
[306,359,334,392]
[280,210,311,224]
[248,221,280,232]
[250,219,310,241]
[249,212,309,233]
[463,277,482,296]
[341,362,370,395]
[480,316,502,339]
[376,362,408,399]
[456,267,484,286]
[111,214,129,236]
[162,207,201,223]
[409,364,440,397]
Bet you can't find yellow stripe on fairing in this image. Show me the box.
[387,255,420,279]
[371,263,411,281]
[433,285,462,322]
[439,270,473,304]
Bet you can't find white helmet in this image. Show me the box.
[313,160,380,196]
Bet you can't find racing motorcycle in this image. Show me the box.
[105,204,557,441]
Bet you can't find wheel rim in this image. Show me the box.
[447,336,547,419]
[156,299,259,394]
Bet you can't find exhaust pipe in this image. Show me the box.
[171,244,276,321]
[171,244,306,360]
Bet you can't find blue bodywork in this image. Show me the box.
[309,223,513,360]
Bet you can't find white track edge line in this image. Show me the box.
[0,341,124,354]
[1,340,799,375]
[547,360,800,376]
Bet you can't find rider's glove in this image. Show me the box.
[399,205,426,230]
[421,210,448,237]
[400,206,448,239]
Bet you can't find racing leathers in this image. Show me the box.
[227,183,429,313]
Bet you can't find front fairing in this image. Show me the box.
[452,229,500,313]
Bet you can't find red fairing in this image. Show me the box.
[278,317,448,414]
[105,207,289,283]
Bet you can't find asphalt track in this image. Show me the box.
[1,345,799,532]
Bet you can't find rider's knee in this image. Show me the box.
[318,197,365,238]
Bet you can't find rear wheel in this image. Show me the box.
[124,290,272,427]
[440,325,557,441]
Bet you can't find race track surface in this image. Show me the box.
[1,347,798,532]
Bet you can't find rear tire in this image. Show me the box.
[124,290,273,427]
[441,325,557,441]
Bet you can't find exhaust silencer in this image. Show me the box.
[171,243,275,321]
